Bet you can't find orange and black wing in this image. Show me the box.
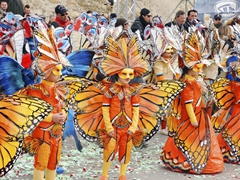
[174,110,211,174]
[211,107,231,133]
[0,95,52,177]
[73,84,105,142]
[139,80,186,141]
[210,78,234,109]
[222,113,240,162]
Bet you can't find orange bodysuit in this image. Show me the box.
[102,83,140,164]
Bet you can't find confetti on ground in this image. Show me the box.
[2,133,240,180]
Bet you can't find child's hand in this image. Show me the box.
[108,130,114,137]
[191,122,198,127]
[52,112,66,124]
[127,130,133,135]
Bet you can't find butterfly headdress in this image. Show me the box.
[99,31,151,77]
[33,21,71,79]
[182,30,202,69]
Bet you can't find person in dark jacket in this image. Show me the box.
[184,9,199,32]
[131,8,152,40]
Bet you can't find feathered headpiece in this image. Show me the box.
[99,31,151,77]
[33,21,72,79]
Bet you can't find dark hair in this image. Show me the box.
[187,9,198,16]
[110,13,117,19]
[175,10,185,18]
[86,10,92,14]
[48,21,60,28]
[115,18,127,27]
[24,5,30,8]
[140,8,150,16]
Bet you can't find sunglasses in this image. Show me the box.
[61,13,68,16]
[124,22,128,25]
[215,18,221,21]
[147,15,152,18]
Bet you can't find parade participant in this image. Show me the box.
[71,30,185,180]
[211,58,240,164]
[17,22,71,180]
[161,31,224,174]
[153,45,181,135]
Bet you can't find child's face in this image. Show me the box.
[45,64,62,82]
[118,68,134,84]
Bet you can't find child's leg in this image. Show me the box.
[101,138,117,178]
[101,161,112,178]
[33,168,44,180]
[46,168,56,180]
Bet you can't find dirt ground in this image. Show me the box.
[2,132,240,180]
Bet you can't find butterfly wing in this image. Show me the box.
[69,30,92,52]
[0,56,36,95]
[73,83,105,142]
[64,49,95,77]
[168,96,181,136]
[139,80,186,141]
[210,78,234,109]
[174,110,211,174]
[0,94,52,177]
[222,113,240,162]
[211,107,231,133]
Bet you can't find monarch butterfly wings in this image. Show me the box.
[139,80,186,141]
[0,95,52,177]
[71,82,105,142]
[56,75,93,112]
[210,78,234,109]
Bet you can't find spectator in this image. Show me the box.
[131,8,152,40]
[115,18,128,30]
[0,8,3,18]
[23,4,31,17]
[184,9,198,32]
[213,14,223,29]
[165,10,186,32]
[54,5,71,27]
[0,1,8,12]
[48,14,55,24]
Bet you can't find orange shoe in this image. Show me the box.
[100,176,108,180]
[119,175,127,180]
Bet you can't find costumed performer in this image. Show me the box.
[210,49,240,164]
[16,21,71,180]
[161,30,224,174]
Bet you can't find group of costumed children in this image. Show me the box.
[0,12,240,180]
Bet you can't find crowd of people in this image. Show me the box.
[0,1,240,180]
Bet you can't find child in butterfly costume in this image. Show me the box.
[210,51,240,164]
[16,22,71,180]
[70,31,186,180]
[161,31,224,174]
